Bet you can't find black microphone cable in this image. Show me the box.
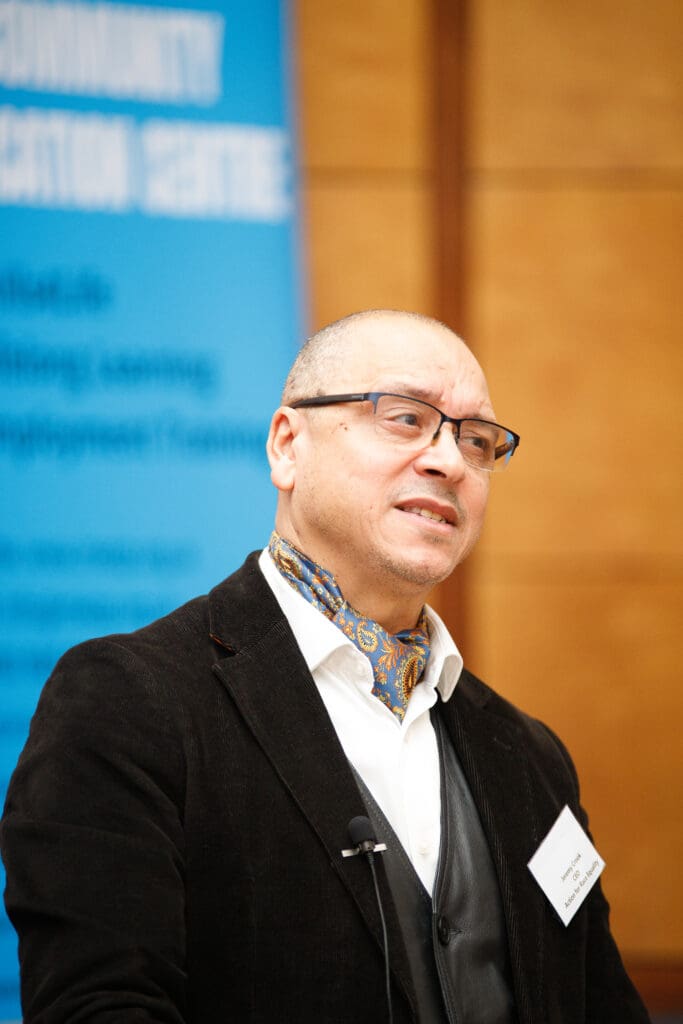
[347,815,393,1024]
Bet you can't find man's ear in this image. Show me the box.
[267,406,300,491]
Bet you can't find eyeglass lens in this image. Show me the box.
[371,394,515,472]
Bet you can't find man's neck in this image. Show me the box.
[333,577,426,635]
[270,529,427,634]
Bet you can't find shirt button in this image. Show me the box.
[417,839,431,857]
[437,915,451,946]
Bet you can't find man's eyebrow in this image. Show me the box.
[376,382,498,419]
[378,384,498,422]
[377,383,437,402]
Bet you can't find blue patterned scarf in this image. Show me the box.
[269,531,431,722]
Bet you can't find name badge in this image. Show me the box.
[527,805,605,926]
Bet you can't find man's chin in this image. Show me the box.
[381,549,460,590]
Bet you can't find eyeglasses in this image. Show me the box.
[290,392,520,472]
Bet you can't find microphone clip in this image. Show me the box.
[341,840,387,858]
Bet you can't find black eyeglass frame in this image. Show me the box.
[289,391,521,468]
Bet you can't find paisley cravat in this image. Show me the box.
[269,532,431,722]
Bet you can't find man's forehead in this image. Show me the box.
[338,317,486,391]
[340,315,468,372]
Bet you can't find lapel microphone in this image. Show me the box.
[344,816,393,1024]
[348,815,381,853]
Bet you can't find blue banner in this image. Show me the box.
[0,0,303,1014]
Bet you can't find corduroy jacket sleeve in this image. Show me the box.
[1,638,189,1022]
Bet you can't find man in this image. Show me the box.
[2,310,649,1022]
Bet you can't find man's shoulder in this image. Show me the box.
[453,667,578,782]
[50,550,270,689]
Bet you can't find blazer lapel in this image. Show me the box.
[207,554,416,1013]
[438,675,547,1023]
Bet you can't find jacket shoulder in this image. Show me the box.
[50,550,268,687]
[454,667,580,790]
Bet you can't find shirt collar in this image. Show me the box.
[258,547,463,702]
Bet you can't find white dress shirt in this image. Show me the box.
[258,548,464,894]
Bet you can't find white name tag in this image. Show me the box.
[527,805,605,926]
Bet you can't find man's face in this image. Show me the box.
[269,315,495,624]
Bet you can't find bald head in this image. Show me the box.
[282,310,469,405]
[267,309,496,629]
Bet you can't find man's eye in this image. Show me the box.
[392,412,420,427]
[460,433,497,462]
[380,405,425,429]
[460,433,488,449]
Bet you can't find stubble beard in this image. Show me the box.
[363,530,467,594]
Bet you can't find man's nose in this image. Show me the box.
[413,425,468,480]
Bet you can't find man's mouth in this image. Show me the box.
[398,504,455,526]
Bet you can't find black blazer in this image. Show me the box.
[1,553,649,1022]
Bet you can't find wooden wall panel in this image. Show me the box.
[295,0,436,333]
[297,0,432,172]
[304,181,435,327]
[469,187,683,561]
[463,0,683,971]
[470,576,683,956]
[469,0,683,171]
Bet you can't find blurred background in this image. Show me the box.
[297,0,682,1015]
[1,0,681,1018]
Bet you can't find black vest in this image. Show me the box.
[355,710,517,1023]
